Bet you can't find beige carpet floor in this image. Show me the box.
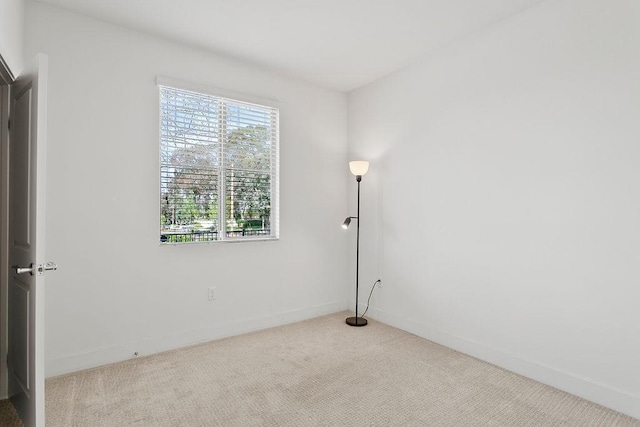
[46,312,640,426]
[0,398,23,426]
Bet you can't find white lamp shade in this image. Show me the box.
[349,161,369,176]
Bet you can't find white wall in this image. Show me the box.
[25,2,350,376]
[349,0,640,419]
[0,0,24,75]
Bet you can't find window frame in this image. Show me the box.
[157,77,279,244]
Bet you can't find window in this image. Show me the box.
[159,84,279,243]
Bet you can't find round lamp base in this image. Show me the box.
[346,316,368,327]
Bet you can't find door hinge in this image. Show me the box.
[7,119,10,130]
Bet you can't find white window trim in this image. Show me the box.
[156,76,279,110]
[158,77,280,244]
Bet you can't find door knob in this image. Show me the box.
[11,262,57,276]
[38,262,58,274]
[12,264,34,275]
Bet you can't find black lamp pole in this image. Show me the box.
[346,174,367,327]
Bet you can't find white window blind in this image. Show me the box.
[159,85,279,243]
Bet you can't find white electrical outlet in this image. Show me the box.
[208,287,216,300]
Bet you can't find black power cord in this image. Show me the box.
[360,279,381,318]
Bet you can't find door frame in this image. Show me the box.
[0,53,15,400]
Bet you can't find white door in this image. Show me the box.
[8,54,51,427]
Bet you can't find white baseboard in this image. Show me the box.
[366,307,640,421]
[46,302,346,378]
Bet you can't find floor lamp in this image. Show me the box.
[343,160,369,327]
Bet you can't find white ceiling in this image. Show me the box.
[35,0,546,92]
